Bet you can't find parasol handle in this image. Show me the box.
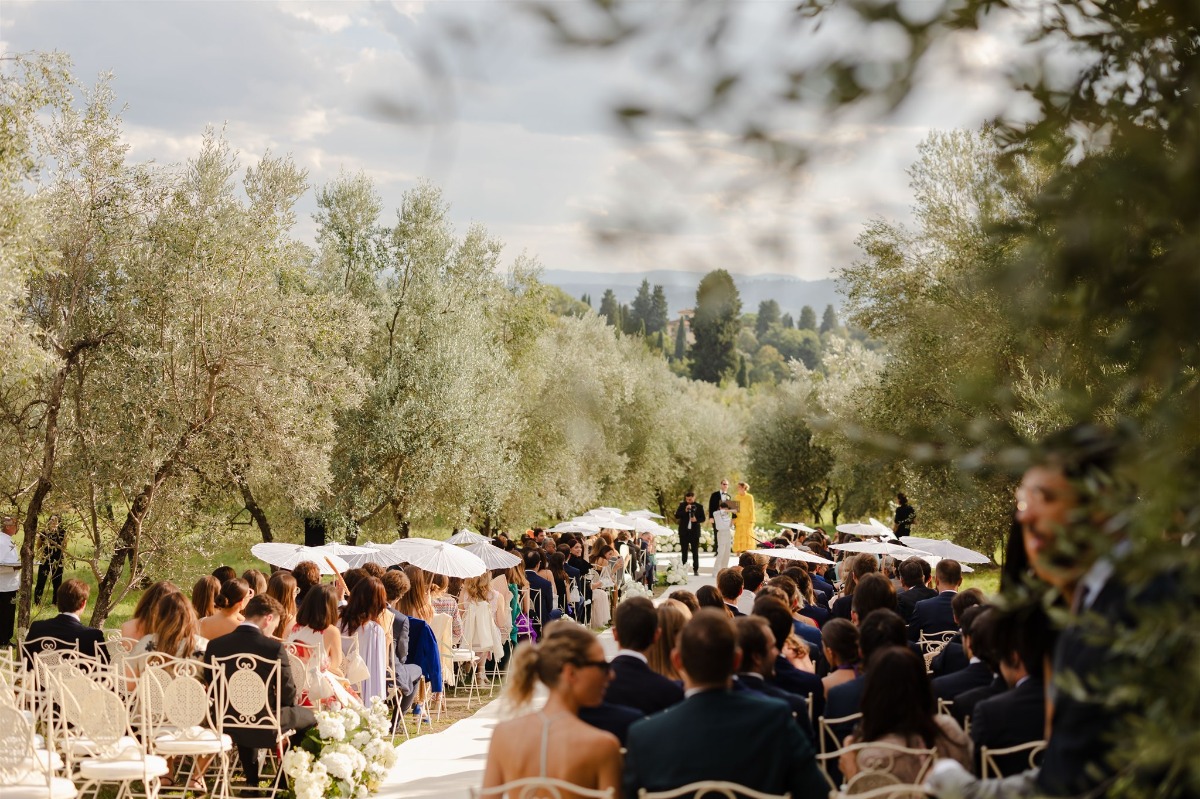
[324,557,348,599]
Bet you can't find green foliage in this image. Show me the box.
[673,318,688,360]
[648,285,669,335]
[689,269,742,383]
[797,305,817,331]
[755,300,780,337]
[598,288,619,326]
[819,305,838,335]
[746,386,834,522]
[761,326,821,370]
[780,313,794,329]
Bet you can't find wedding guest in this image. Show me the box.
[381,570,430,713]
[293,560,321,605]
[211,565,237,585]
[668,590,700,615]
[120,580,180,641]
[429,573,464,644]
[821,618,861,697]
[734,615,813,731]
[287,583,345,681]
[199,578,251,642]
[839,646,972,782]
[241,568,268,598]
[339,576,387,703]
[191,575,220,621]
[483,621,622,795]
[783,633,817,673]
[459,572,505,677]
[754,595,825,718]
[266,571,298,639]
[647,600,691,680]
[25,578,104,661]
[132,591,207,659]
[832,554,879,620]
[604,597,684,715]
[0,515,18,648]
[398,565,435,621]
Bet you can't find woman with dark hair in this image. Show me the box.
[120,581,180,641]
[292,560,321,605]
[840,646,971,783]
[821,618,860,696]
[339,576,388,703]
[288,583,351,706]
[547,552,571,614]
[190,575,220,621]
[199,578,251,642]
[696,584,731,617]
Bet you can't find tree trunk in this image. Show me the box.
[347,522,359,546]
[654,488,668,519]
[92,370,218,626]
[807,485,831,526]
[830,488,843,527]
[236,476,273,543]
[18,337,107,629]
[391,496,409,539]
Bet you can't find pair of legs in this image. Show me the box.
[35,558,62,604]
[0,590,14,647]
[713,530,732,573]
[680,533,700,575]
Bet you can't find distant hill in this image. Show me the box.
[540,269,842,319]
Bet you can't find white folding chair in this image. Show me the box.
[830,785,934,799]
[638,782,790,798]
[431,613,479,717]
[470,777,614,798]
[979,740,1046,779]
[818,741,937,795]
[0,702,77,799]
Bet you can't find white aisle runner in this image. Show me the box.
[378,552,717,798]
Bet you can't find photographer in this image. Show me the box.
[674,491,706,577]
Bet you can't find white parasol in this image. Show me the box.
[464,542,523,570]
[755,547,835,565]
[250,543,350,575]
[921,554,975,573]
[836,523,892,538]
[777,522,817,533]
[311,543,388,569]
[388,537,487,578]
[899,537,992,564]
[869,518,896,538]
[550,521,602,535]
[448,530,492,546]
[626,509,666,520]
[831,540,932,559]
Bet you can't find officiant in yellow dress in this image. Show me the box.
[732,481,756,552]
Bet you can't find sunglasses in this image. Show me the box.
[574,659,612,672]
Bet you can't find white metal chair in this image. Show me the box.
[0,703,77,799]
[470,777,614,798]
[638,782,791,798]
[830,785,934,799]
[818,712,862,757]
[818,741,937,795]
[136,653,232,798]
[210,653,290,799]
[431,613,480,717]
[979,740,1046,779]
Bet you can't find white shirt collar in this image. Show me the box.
[1014,675,1032,689]
[615,648,647,664]
[63,611,81,621]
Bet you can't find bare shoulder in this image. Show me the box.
[573,719,620,755]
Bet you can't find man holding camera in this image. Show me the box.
[675,491,706,576]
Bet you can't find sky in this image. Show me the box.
[0,1,1021,280]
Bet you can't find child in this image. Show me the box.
[712,501,734,572]
[459,573,505,683]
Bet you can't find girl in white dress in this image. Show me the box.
[460,573,504,679]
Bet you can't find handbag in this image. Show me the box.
[342,636,371,685]
[568,581,582,604]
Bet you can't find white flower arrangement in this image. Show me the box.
[656,558,689,587]
[283,696,398,799]
[620,576,653,601]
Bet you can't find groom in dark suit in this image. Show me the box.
[623,609,828,799]
[23,578,104,664]
[205,595,316,791]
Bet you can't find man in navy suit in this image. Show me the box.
[734,615,814,741]
[522,548,555,633]
[896,557,937,622]
[932,605,995,701]
[717,568,746,617]
[929,588,986,676]
[601,596,684,715]
[969,605,1051,777]
[907,558,962,641]
[752,595,826,719]
[23,578,104,665]
[623,609,828,799]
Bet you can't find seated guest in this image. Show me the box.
[380,570,428,714]
[716,568,745,617]
[600,597,684,714]
[825,609,908,741]
[696,584,729,616]
[821,618,861,697]
[646,600,691,680]
[787,568,831,626]
[908,558,963,641]
[429,573,463,645]
[292,560,322,605]
[734,615,814,738]
[783,633,817,673]
[808,561,836,605]
[120,580,180,641]
[969,605,1051,776]
[948,609,1006,726]
[668,590,700,616]
[242,569,268,598]
[624,610,828,799]
[896,557,937,622]
[211,565,237,585]
[930,588,986,676]
[523,548,555,632]
[763,578,824,663]
[932,605,995,702]
[738,566,765,615]
[851,572,899,629]
[131,592,207,658]
[339,576,387,703]
[483,621,622,794]
[832,554,879,620]
[191,575,220,621]
[288,583,346,680]
[753,595,825,718]
[199,578,251,642]
[265,572,298,639]
[24,578,104,662]
[206,595,316,791]
[840,646,972,783]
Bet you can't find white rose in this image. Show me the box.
[319,751,355,782]
[352,730,371,748]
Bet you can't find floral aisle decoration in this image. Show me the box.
[282,697,398,799]
[621,575,653,600]
[657,558,689,587]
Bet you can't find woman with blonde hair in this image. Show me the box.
[134,592,207,659]
[199,579,251,642]
[732,480,756,553]
[460,573,505,679]
[429,572,464,645]
[398,565,435,621]
[266,571,298,639]
[190,575,220,621]
[647,599,691,680]
[483,621,621,794]
[241,568,268,597]
[120,581,180,641]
